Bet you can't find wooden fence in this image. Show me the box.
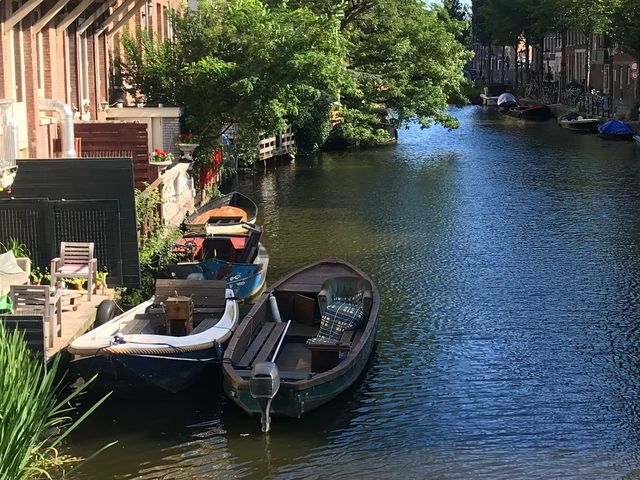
[258,125,296,161]
[74,123,155,189]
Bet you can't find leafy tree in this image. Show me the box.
[564,0,620,89]
[121,0,348,158]
[120,0,470,152]
[340,0,471,139]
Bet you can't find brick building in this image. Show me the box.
[0,0,180,160]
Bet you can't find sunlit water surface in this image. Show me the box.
[70,106,640,479]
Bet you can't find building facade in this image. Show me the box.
[0,0,179,160]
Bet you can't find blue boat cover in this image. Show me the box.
[598,119,635,135]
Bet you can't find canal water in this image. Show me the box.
[70,106,640,479]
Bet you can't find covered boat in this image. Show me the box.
[171,224,268,300]
[497,92,518,110]
[182,192,258,236]
[598,119,636,140]
[558,112,600,132]
[68,279,239,394]
[223,258,379,432]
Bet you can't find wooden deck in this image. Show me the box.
[45,288,115,362]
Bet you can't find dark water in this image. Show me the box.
[70,106,640,479]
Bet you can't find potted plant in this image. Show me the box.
[176,133,200,162]
[149,148,174,167]
[30,267,44,285]
[96,269,108,294]
[66,278,85,290]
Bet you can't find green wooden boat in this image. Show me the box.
[222,257,380,431]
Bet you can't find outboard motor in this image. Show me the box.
[250,361,281,432]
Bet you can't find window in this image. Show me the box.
[604,64,610,94]
[627,66,632,85]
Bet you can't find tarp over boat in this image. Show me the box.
[497,93,517,107]
[597,119,635,135]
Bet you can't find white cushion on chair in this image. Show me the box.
[58,265,89,275]
[0,251,25,274]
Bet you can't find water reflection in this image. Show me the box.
[71,106,640,479]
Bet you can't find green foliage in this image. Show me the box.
[1,238,30,258]
[30,267,48,285]
[0,323,114,480]
[342,0,471,131]
[121,0,348,160]
[116,187,179,309]
[119,0,471,151]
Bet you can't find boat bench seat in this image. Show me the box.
[306,328,360,372]
[237,322,287,368]
[190,316,218,335]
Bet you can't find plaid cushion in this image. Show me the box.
[307,301,364,344]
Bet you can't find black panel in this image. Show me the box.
[0,199,53,266]
[53,200,123,284]
[1,315,45,364]
[0,159,139,287]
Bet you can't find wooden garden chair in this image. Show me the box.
[51,242,97,301]
[10,285,62,348]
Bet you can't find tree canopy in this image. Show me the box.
[119,0,471,156]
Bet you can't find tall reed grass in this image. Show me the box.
[0,322,112,479]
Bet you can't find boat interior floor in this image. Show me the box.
[117,312,223,337]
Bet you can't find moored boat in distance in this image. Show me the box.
[597,119,636,141]
[223,257,379,432]
[68,279,239,394]
[503,104,552,121]
[558,112,600,133]
[497,92,518,111]
[183,192,258,236]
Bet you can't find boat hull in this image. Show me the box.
[559,119,599,132]
[599,132,635,141]
[503,105,551,121]
[200,258,267,300]
[70,346,220,394]
[225,328,376,418]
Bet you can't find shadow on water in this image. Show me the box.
[70,106,640,479]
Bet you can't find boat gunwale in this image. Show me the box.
[186,192,258,226]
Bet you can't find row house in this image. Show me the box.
[560,31,637,112]
[0,0,180,163]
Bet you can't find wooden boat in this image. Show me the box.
[223,258,380,431]
[503,104,551,121]
[68,279,239,394]
[598,119,636,141]
[171,224,269,300]
[182,192,258,236]
[558,112,600,132]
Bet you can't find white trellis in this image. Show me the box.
[0,100,19,190]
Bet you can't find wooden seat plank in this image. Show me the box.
[237,323,276,368]
[191,316,219,335]
[253,323,287,364]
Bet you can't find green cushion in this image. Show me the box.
[0,295,13,313]
[307,301,364,344]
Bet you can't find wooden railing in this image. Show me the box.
[258,125,296,161]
